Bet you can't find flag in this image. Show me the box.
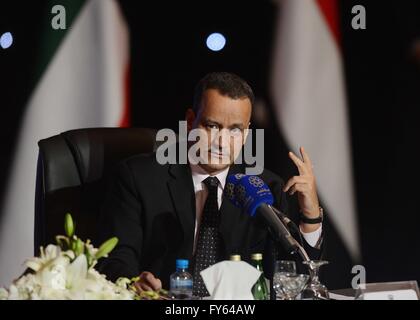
[0,0,130,285]
[271,0,359,260]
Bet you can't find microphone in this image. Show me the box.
[224,174,309,260]
[225,174,299,233]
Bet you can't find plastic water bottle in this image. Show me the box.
[170,259,193,299]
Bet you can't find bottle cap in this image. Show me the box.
[176,259,189,269]
[251,253,263,260]
[230,254,241,261]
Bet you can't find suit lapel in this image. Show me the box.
[167,163,196,258]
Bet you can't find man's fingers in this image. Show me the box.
[137,272,162,292]
[300,146,313,167]
[283,176,306,192]
[288,185,296,195]
[288,151,307,175]
[150,278,162,291]
[142,272,162,291]
[288,183,306,196]
[134,281,153,293]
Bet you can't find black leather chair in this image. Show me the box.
[34,127,159,254]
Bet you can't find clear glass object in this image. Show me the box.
[275,260,296,275]
[273,273,309,300]
[273,260,297,300]
[301,260,330,300]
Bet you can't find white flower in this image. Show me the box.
[25,244,66,272]
[40,255,69,290]
[66,254,88,291]
[0,216,135,300]
[1,251,134,300]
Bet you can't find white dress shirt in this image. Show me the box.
[189,164,322,251]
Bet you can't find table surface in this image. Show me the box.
[330,288,356,298]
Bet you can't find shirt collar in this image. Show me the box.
[189,164,229,191]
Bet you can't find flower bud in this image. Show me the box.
[95,237,118,259]
[64,213,75,237]
[75,238,84,256]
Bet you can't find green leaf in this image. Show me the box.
[95,237,118,259]
[64,213,75,237]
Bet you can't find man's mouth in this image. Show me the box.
[209,150,229,158]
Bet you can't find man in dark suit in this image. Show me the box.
[98,72,323,296]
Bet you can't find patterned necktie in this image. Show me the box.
[193,176,221,297]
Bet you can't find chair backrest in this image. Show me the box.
[35,127,159,253]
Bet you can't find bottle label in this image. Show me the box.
[170,279,193,289]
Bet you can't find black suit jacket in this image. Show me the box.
[97,152,322,288]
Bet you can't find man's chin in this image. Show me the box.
[199,162,231,174]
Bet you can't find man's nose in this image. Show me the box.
[214,129,230,149]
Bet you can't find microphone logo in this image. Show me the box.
[224,182,235,201]
[248,176,264,188]
[224,174,274,217]
[234,173,246,180]
[236,185,247,203]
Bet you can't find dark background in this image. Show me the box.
[1,0,419,289]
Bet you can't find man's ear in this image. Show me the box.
[186,108,196,131]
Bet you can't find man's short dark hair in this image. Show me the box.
[192,72,255,114]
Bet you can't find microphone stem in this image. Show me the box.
[295,242,310,262]
[269,205,309,261]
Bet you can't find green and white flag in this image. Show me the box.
[0,0,130,285]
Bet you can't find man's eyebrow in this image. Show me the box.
[202,118,222,126]
[202,118,245,129]
[229,123,244,129]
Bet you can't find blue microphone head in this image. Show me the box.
[225,174,274,217]
[235,175,274,217]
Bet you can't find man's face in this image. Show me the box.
[186,89,252,174]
